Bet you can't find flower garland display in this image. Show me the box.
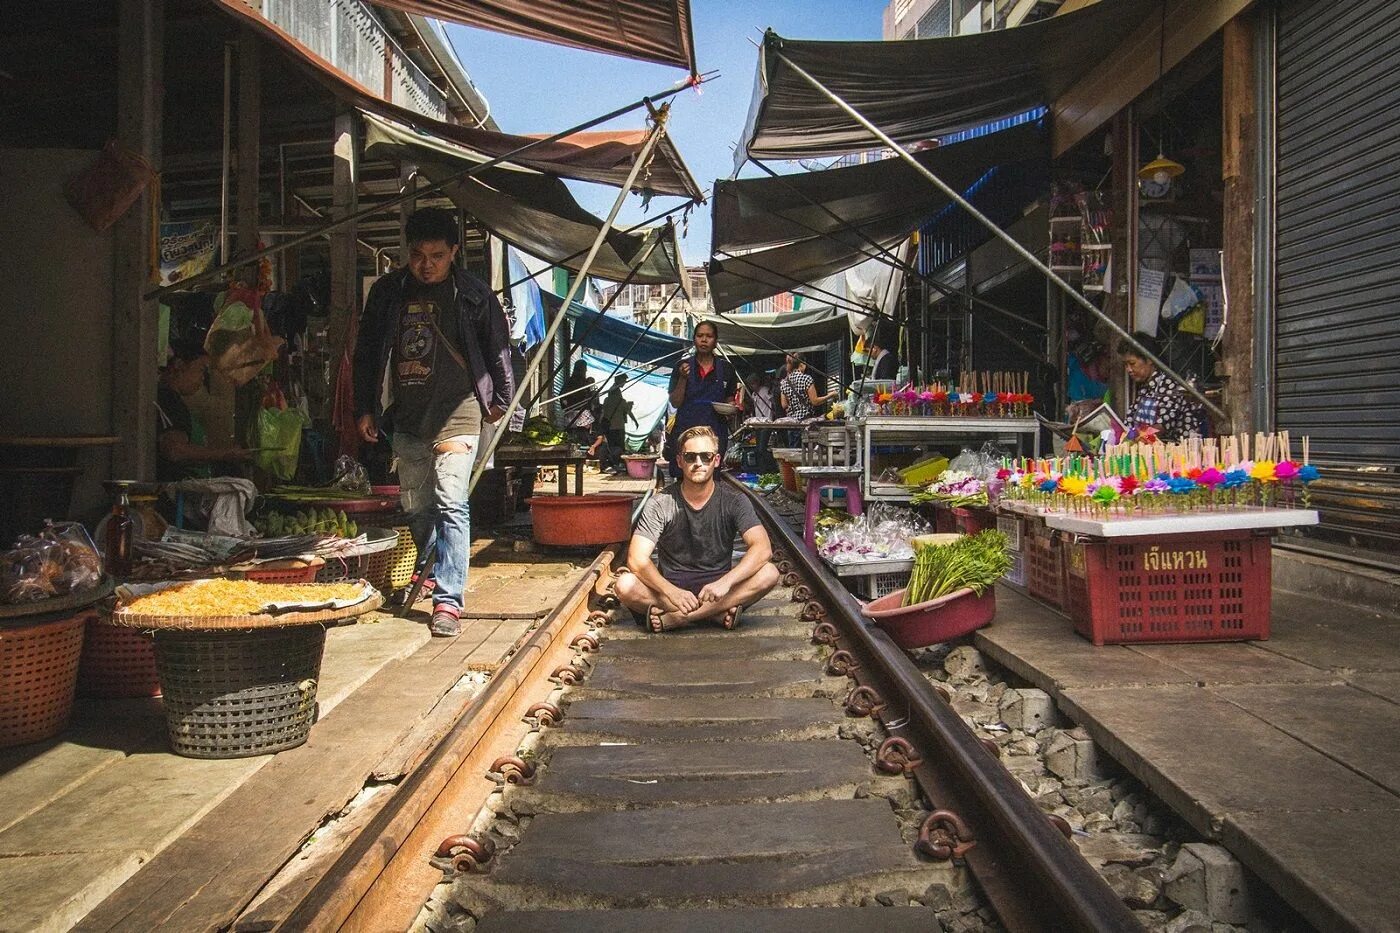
[870,371,1033,418]
[998,432,1320,514]
[910,470,988,507]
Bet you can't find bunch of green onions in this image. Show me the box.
[903,530,1012,607]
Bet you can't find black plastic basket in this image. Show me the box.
[153,626,326,759]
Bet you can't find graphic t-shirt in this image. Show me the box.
[633,481,760,576]
[391,277,483,443]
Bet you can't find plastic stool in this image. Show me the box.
[798,466,864,552]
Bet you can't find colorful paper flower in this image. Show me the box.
[1250,460,1278,483]
[1298,464,1320,484]
[1198,467,1225,488]
[1167,476,1198,494]
[1038,479,1059,494]
[1274,460,1299,480]
[1144,478,1170,495]
[1060,476,1089,497]
[1221,469,1250,489]
[996,468,1012,480]
[983,392,999,404]
[1092,484,1119,503]
[1119,475,1140,495]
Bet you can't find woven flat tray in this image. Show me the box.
[106,582,384,631]
[0,577,114,623]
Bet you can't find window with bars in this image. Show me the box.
[916,0,953,38]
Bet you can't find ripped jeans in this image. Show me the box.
[393,432,477,612]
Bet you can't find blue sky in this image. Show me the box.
[443,1,885,270]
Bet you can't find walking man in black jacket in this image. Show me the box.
[353,208,514,636]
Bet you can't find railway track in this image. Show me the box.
[268,477,1140,931]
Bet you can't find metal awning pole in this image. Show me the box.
[469,111,673,492]
[774,50,1226,424]
[144,74,704,301]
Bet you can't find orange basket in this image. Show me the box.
[79,616,160,698]
[1,612,87,747]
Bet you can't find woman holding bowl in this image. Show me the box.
[665,320,738,476]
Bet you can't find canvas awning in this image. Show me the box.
[363,110,689,285]
[736,0,1155,167]
[209,0,701,200]
[368,0,697,74]
[709,122,1048,311]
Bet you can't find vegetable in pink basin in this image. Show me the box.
[862,587,997,650]
[526,494,636,546]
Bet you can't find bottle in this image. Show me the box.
[104,481,135,577]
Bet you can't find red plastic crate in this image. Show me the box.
[953,506,994,535]
[1064,531,1272,645]
[1024,518,1066,608]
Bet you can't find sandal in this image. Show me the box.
[648,605,692,633]
[720,605,742,630]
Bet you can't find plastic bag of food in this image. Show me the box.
[40,522,103,594]
[0,540,59,604]
[329,455,371,493]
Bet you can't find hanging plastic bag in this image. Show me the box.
[251,405,306,481]
[206,283,284,387]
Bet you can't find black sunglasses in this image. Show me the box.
[681,451,717,464]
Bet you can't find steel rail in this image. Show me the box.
[264,549,614,932]
[730,475,1140,933]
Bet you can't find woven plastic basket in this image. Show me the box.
[1,612,87,747]
[386,525,418,592]
[79,616,160,698]
[316,527,398,584]
[241,563,320,584]
[154,625,326,759]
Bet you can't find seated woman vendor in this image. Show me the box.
[1120,333,1204,442]
[155,340,253,481]
[617,426,779,632]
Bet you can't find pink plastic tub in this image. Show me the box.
[862,587,998,649]
[526,494,636,546]
[622,455,658,480]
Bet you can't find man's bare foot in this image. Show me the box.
[648,605,693,633]
[719,605,741,630]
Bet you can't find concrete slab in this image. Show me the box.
[1131,642,1335,686]
[548,697,844,745]
[475,907,937,932]
[977,590,1190,692]
[596,635,816,663]
[1221,808,1400,933]
[577,658,832,699]
[1260,592,1400,673]
[519,740,876,809]
[1212,683,1400,797]
[467,799,931,910]
[1058,685,1400,837]
[1346,671,1400,706]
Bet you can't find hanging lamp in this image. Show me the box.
[1138,0,1184,186]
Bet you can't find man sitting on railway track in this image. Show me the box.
[616,425,780,632]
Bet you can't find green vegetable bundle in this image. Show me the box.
[521,417,567,447]
[909,489,989,507]
[903,530,1012,607]
[254,508,358,539]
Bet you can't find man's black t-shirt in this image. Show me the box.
[633,482,760,576]
[390,277,483,442]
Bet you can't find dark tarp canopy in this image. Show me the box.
[737,0,1156,167]
[363,110,690,285]
[368,0,697,74]
[210,0,702,200]
[709,121,1048,310]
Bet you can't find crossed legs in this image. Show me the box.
[615,562,780,631]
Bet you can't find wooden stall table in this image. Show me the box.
[857,416,1039,502]
[495,443,586,496]
[107,580,383,758]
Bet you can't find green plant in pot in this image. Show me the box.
[904,530,1012,607]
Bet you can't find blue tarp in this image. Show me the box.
[543,291,688,364]
[580,352,672,450]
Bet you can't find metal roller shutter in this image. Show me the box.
[1275,0,1400,553]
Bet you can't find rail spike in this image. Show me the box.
[916,809,977,861]
[431,834,496,874]
[587,609,612,627]
[781,571,801,588]
[844,685,886,718]
[874,736,924,775]
[800,599,827,622]
[826,649,860,677]
[791,583,813,602]
[571,633,600,652]
[526,701,563,727]
[489,755,537,785]
[810,621,839,646]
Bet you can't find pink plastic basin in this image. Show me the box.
[622,456,658,479]
[527,494,636,546]
[862,587,998,650]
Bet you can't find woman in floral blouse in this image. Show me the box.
[1119,333,1203,441]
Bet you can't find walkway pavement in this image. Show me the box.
[977,575,1400,932]
[0,468,652,933]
